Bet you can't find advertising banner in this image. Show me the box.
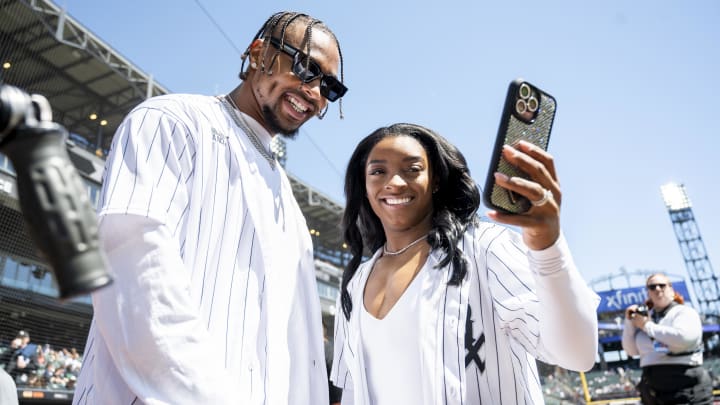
[596,281,691,314]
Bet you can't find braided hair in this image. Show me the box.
[239,11,345,119]
[340,123,480,320]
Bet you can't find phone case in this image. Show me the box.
[482,79,557,214]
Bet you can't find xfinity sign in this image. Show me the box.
[596,281,692,314]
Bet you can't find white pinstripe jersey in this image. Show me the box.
[73,94,327,404]
[331,223,600,405]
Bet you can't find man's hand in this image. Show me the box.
[625,305,639,320]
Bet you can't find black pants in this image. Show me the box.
[637,364,713,405]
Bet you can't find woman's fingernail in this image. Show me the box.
[494,172,509,182]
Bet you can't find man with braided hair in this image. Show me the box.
[73,11,347,405]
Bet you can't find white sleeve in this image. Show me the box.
[92,214,232,403]
[621,319,640,356]
[330,292,354,404]
[528,234,600,371]
[98,104,194,226]
[91,103,232,402]
[485,229,599,371]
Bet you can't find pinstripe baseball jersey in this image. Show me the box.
[73,94,328,405]
[331,222,600,405]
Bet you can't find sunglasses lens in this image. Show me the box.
[320,78,347,102]
[293,54,322,83]
[280,41,347,102]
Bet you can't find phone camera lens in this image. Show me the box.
[527,96,539,112]
[515,99,527,114]
[519,83,532,99]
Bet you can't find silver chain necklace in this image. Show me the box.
[383,234,429,256]
[220,94,276,169]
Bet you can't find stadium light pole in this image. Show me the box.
[661,182,720,321]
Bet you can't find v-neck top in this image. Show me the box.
[360,257,428,405]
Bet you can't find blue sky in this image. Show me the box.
[62,0,719,297]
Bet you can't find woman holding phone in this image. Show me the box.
[330,123,599,405]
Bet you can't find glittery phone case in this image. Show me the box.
[482,79,557,214]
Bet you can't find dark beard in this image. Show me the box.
[262,105,299,139]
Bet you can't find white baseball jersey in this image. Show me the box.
[331,223,600,405]
[73,94,328,405]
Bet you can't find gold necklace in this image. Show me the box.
[220,95,276,169]
[383,234,429,256]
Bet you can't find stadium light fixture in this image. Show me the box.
[661,182,692,211]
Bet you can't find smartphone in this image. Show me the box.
[482,79,557,214]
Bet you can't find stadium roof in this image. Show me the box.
[1,0,169,152]
[0,0,349,267]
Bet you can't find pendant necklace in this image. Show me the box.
[220,94,276,169]
[383,234,429,256]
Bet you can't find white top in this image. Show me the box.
[622,303,703,367]
[360,262,424,405]
[332,223,600,405]
[73,94,327,405]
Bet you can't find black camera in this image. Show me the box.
[633,305,649,317]
[0,84,112,299]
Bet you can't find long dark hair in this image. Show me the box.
[340,123,480,320]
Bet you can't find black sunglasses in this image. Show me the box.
[647,283,668,291]
[267,37,347,102]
